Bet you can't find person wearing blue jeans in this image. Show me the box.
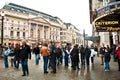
[14,60,19,69]
[3,47,11,68]
[104,48,111,71]
[33,43,40,65]
[40,43,49,74]
[19,40,31,76]
[21,59,29,75]
[3,56,9,68]
[104,62,110,71]
[63,48,69,67]
[35,54,40,65]
[43,56,49,73]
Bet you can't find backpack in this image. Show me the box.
[4,48,11,56]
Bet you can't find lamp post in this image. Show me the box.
[0,11,5,57]
[83,29,85,46]
[1,11,5,46]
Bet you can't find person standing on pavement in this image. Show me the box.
[63,47,69,67]
[80,45,85,65]
[40,43,49,74]
[100,44,106,65]
[115,43,120,71]
[104,48,111,71]
[70,44,80,70]
[3,47,10,68]
[49,42,57,74]
[84,45,91,66]
[33,43,40,65]
[19,40,31,76]
[8,42,15,67]
[56,45,63,65]
[13,43,21,69]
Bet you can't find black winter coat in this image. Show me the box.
[19,45,31,60]
[84,47,91,58]
[14,47,21,61]
[100,47,106,55]
[33,47,40,54]
[104,52,111,62]
[70,48,79,62]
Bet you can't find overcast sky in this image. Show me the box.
[0,0,92,35]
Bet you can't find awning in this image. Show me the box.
[85,36,100,41]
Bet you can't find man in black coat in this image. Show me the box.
[80,45,85,65]
[70,44,80,70]
[49,42,57,73]
[84,45,91,66]
[19,40,31,76]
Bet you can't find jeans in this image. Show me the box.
[43,56,49,73]
[35,54,40,65]
[86,56,90,65]
[14,60,19,69]
[59,56,63,64]
[81,55,85,64]
[64,56,68,66]
[51,56,57,73]
[104,62,110,70]
[3,57,9,68]
[21,59,29,75]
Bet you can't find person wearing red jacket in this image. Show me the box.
[115,43,120,71]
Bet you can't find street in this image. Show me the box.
[0,55,120,80]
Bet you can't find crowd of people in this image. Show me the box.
[1,40,120,77]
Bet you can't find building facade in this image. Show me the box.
[0,3,82,46]
[89,0,120,47]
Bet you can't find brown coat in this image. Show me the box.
[40,46,49,56]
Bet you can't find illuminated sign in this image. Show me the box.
[94,2,120,32]
[95,21,119,26]
[96,27,120,32]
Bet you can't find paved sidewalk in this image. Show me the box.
[0,55,120,80]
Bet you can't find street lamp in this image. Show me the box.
[1,11,5,57]
[83,29,85,46]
